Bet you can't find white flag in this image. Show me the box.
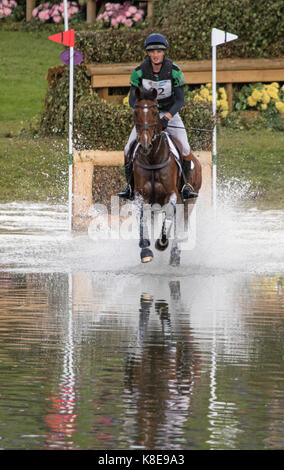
[211,28,238,47]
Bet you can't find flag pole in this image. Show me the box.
[63,0,73,232]
[212,40,217,212]
[211,28,238,214]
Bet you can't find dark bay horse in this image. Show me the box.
[132,87,201,264]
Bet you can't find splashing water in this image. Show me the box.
[0,176,283,275]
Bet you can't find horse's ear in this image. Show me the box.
[151,88,158,100]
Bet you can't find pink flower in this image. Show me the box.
[133,13,142,22]
[111,17,118,26]
[124,18,133,27]
[69,6,78,14]
[53,14,61,23]
[3,6,12,15]
[32,6,39,16]
[116,14,124,23]
[128,6,137,14]
[38,10,50,22]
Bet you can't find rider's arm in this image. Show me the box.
[168,85,185,118]
[129,85,137,109]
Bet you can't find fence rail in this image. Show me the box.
[86,58,284,110]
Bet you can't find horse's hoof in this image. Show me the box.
[141,247,153,263]
[155,239,169,251]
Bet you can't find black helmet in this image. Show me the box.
[144,33,168,50]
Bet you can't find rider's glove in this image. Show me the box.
[161,116,169,130]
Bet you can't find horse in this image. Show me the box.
[131,87,201,265]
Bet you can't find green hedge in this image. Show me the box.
[39,65,214,151]
[73,0,284,63]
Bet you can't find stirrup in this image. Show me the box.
[117,184,133,200]
[181,183,198,199]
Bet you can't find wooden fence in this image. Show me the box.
[86,58,284,110]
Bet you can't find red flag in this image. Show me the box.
[48,29,75,47]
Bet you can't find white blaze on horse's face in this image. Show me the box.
[135,101,158,154]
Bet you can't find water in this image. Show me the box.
[0,199,283,450]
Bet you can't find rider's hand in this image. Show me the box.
[161,116,169,130]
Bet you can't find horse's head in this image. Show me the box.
[134,87,161,155]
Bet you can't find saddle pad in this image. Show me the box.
[132,135,194,172]
[164,132,194,171]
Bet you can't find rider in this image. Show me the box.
[118,32,198,200]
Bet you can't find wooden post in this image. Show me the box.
[225,83,233,111]
[96,87,109,101]
[147,0,157,25]
[26,0,36,21]
[86,0,97,25]
[72,160,94,229]
[72,150,212,230]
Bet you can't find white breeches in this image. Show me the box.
[125,112,191,156]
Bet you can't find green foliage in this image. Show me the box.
[71,0,284,62]
[75,29,147,63]
[152,0,284,59]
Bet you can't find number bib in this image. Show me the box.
[142,78,172,100]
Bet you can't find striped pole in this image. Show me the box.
[64,0,74,231]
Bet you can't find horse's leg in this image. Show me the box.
[155,192,177,252]
[139,203,153,263]
[169,206,181,267]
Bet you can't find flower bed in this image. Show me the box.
[97,2,146,28]
[0,0,18,19]
[32,1,80,23]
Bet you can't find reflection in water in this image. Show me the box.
[44,274,77,450]
[0,271,284,449]
[123,282,201,449]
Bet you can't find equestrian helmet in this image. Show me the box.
[144,33,168,50]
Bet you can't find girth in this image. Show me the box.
[135,155,172,171]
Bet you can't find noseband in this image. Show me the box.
[134,102,159,135]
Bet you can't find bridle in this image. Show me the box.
[134,102,160,148]
[133,101,171,172]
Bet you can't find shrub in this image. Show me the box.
[234,82,284,115]
[97,1,146,29]
[189,83,229,118]
[32,1,80,23]
[0,0,19,20]
[152,0,284,59]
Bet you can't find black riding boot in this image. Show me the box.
[181,160,198,199]
[117,161,133,200]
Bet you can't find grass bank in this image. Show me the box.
[217,128,284,208]
[1,128,283,205]
[0,30,63,124]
